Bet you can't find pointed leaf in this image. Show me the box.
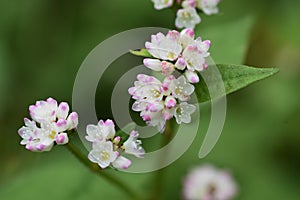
[130,48,152,58]
[196,64,279,102]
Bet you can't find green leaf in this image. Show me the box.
[130,48,152,58]
[196,64,279,102]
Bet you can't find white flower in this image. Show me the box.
[180,28,195,49]
[85,119,145,169]
[55,132,69,144]
[129,75,196,132]
[88,141,118,169]
[145,31,182,61]
[182,0,197,8]
[197,0,220,15]
[86,119,115,142]
[151,0,174,10]
[133,99,167,132]
[144,29,211,74]
[128,74,163,101]
[165,96,177,109]
[18,118,53,152]
[183,165,238,200]
[174,102,196,124]
[18,98,78,152]
[41,121,70,145]
[170,76,195,101]
[195,37,211,57]
[142,108,167,132]
[175,7,201,29]
[123,131,145,158]
[18,119,69,152]
[185,70,200,83]
[180,37,210,72]
[66,112,79,130]
[143,58,162,71]
[144,59,175,75]
[175,57,187,70]
[29,97,78,129]
[130,75,171,131]
[29,98,57,123]
[112,156,132,169]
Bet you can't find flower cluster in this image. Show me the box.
[129,29,210,131]
[151,0,221,29]
[129,74,196,132]
[18,98,78,152]
[144,29,210,83]
[86,119,145,169]
[183,165,238,200]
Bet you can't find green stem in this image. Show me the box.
[65,141,139,199]
[151,122,174,200]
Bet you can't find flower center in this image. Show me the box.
[49,131,56,139]
[151,89,161,98]
[100,151,110,161]
[182,11,192,20]
[167,52,175,60]
[174,86,183,96]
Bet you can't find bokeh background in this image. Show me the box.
[0,0,300,199]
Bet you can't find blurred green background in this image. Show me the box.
[0,0,300,199]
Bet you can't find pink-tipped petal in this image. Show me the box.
[55,133,69,145]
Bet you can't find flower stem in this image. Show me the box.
[65,141,140,199]
[151,122,174,200]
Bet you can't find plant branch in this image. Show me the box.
[65,140,140,199]
[150,121,174,200]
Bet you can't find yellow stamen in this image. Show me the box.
[100,151,110,161]
[168,52,175,60]
[49,131,56,139]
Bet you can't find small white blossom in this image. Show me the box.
[66,112,79,130]
[29,98,58,123]
[145,31,182,61]
[85,119,115,142]
[170,76,195,101]
[165,96,177,109]
[129,75,196,132]
[144,59,175,75]
[151,0,174,10]
[197,0,220,15]
[182,0,197,8]
[180,28,195,49]
[143,58,162,72]
[128,74,163,101]
[175,6,201,29]
[18,98,78,152]
[183,165,238,200]
[112,156,132,169]
[174,102,196,124]
[144,29,211,74]
[55,132,69,144]
[182,43,209,72]
[18,118,53,152]
[185,70,200,83]
[123,131,145,158]
[88,141,118,169]
[40,121,70,145]
[86,119,145,169]
[175,57,187,70]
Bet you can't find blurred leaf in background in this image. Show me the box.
[0,0,300,200]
